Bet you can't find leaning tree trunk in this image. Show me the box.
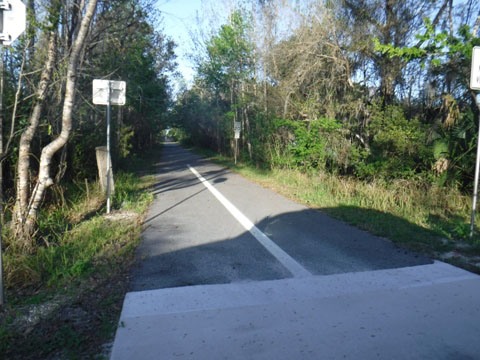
[16,0,98,244]
[13,32,57,242]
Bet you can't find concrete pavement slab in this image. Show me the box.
[111,262,480,359]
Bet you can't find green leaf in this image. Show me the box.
[433,140,449,159]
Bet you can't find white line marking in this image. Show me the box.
[188,165,311,278]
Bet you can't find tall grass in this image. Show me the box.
[1,151,158,358]
[2,171,155,295]
[272,170,469,225]
[230,164,480,257]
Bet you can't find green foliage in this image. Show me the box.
[200,9,254,93]
[74,0,176,170]
[172,0,480,197]
[0,151,160,359]
[372,15,480,185]
[288,119,328,170]
[70,119,105,180]
[373,37,426,61]
[374,18,480,66]
[369,107,424,156]
[3,171,153,290]
[431,108,477,188]
[433,140,449,160]
[228,158,479,250]
[113,172,154,213]
[192,8,256,156]
[165,127,186,142]
[172,89,224,150]
[265,117,358,173]
[118,126,135,159]
[358,104,432,179]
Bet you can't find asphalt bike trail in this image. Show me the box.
[111,143,480,360]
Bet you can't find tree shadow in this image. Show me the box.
[144,143,230,195]
[426,213,476,243]
[130,143,480,293]
[321,205,456,256]
[131,205,434,292]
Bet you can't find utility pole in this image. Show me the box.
[0,42,4,307]
[0,0,26,306]
[106,81,111,213]
[470,46,480,238]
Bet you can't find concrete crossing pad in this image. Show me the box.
[110,262,480,359]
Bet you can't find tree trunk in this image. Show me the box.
[241,80,252,160]
[17,0,98,243]
[13,32,57,241]
[380,0,396,104]
[0,48,4,227]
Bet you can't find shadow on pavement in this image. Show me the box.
[130,142,435,292]
[131,207,433,292]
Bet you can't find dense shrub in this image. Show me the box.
[356,104,433,180]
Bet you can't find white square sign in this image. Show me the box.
[470,47,480,90]
[0,0,26,46]
[0,0,26,306]
[93,79,126,105]
[234,121,241,139]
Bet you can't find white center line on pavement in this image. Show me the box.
[188,165,311,278]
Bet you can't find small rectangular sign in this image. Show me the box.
[93,79,126,105]
[234,121,241,139]
[0,0,27,46]
[470,47,480,90]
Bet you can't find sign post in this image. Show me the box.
[0,0,26,306]
[106,82,112,213]
[93,79,126,214]
[234,121,241,165]
[470,46,480,238]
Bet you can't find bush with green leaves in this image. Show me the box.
[266,117,360,173]
[358,104,433,180]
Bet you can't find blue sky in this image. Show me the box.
[156,0,205,87]
[156,0,232,91]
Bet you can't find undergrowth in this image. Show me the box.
[2,173,154,294]
[0,149,158,359]
[204,151,480,268]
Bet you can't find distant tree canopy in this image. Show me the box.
[2,0,176,244]
[173,0,480,190]
[4,0,480,247]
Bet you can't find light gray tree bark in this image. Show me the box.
[16,0,98,244]
[13,32,57,243]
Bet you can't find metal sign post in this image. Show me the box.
[0,0,26,307]
[106,82,111,213]
[469,47,480,238]
[0,45,3,306]
[92,79,126,214]
[234,121,241,165]
[470,94,480,238]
